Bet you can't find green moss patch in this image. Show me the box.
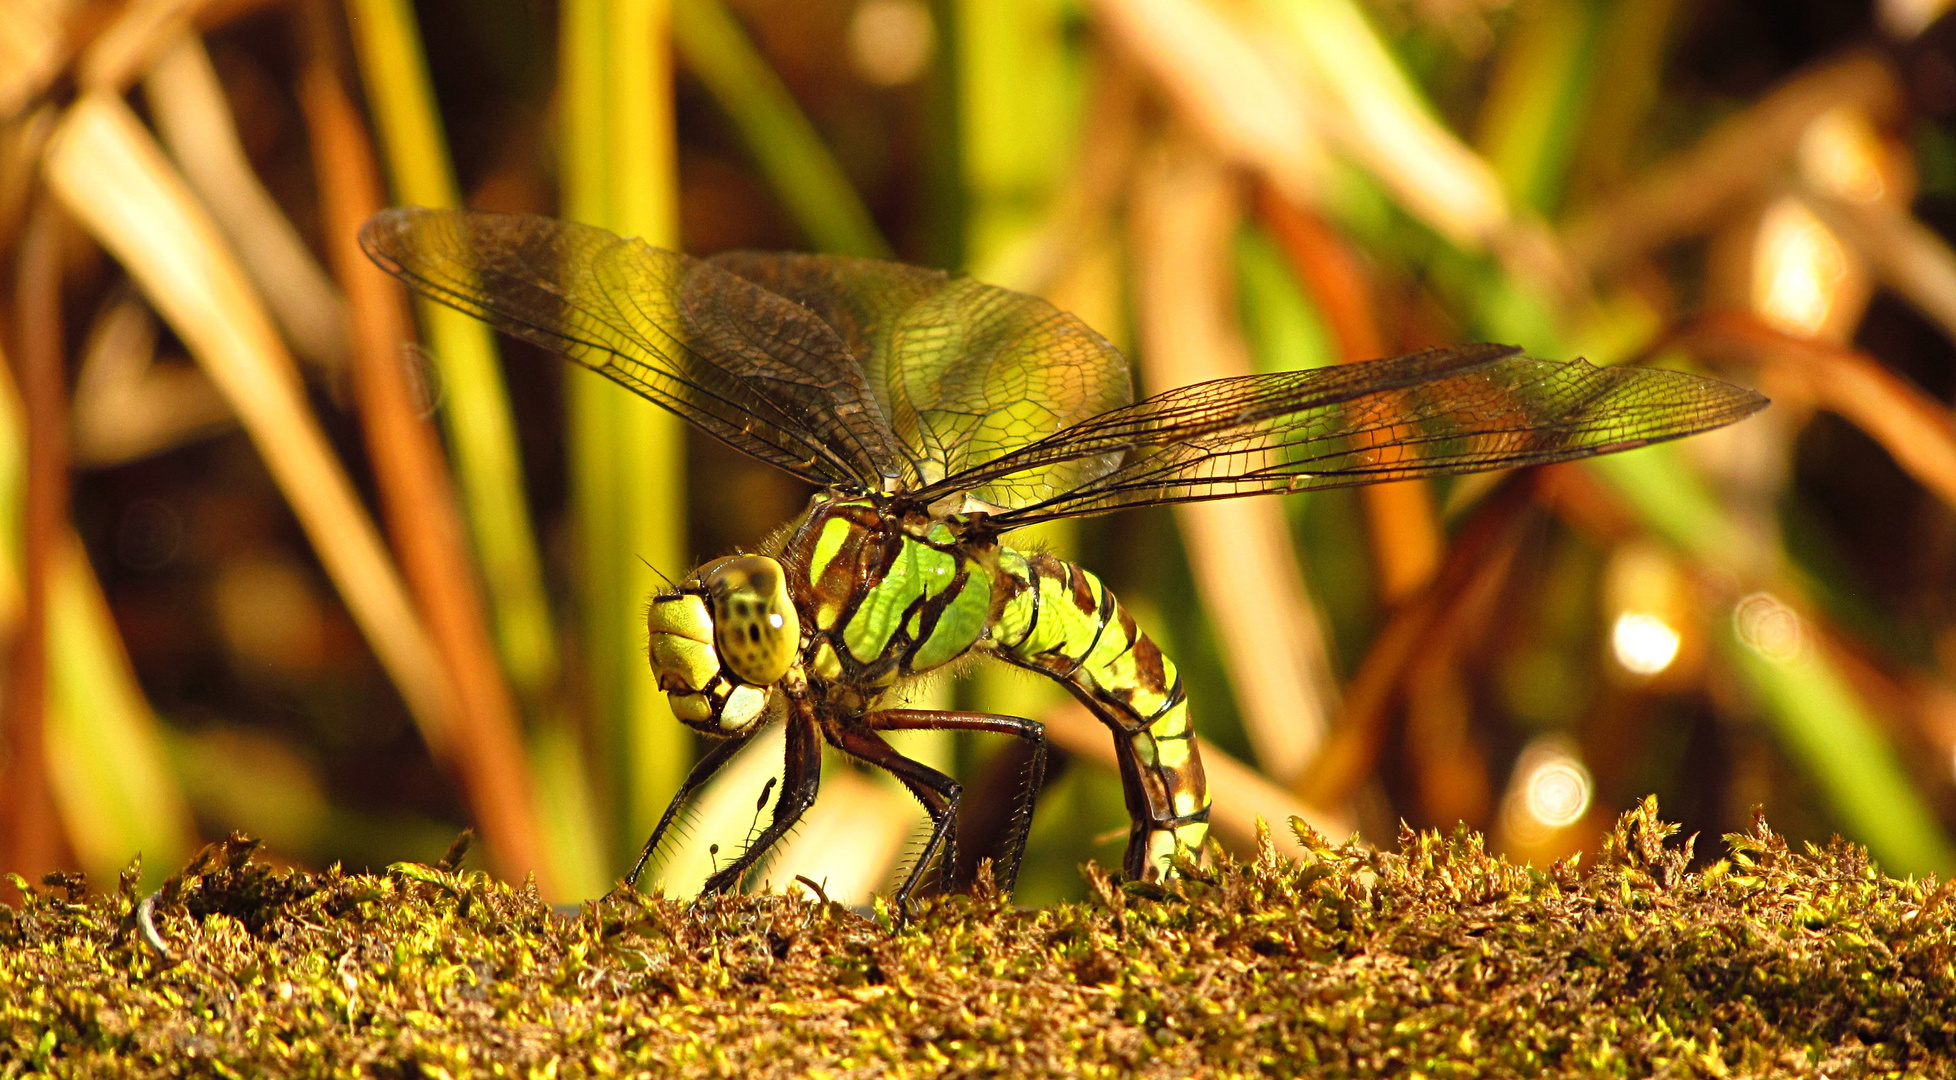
[3,799,1952,1078]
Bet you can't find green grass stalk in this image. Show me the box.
[342,0,561,702]
[560,0,690,872]
[673,0,891,258]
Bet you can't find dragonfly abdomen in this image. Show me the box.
[988,547,1211,880]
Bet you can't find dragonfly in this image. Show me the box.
[361,208,1767,914]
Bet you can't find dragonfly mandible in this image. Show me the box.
[361,208,1767,914]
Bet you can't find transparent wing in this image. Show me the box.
[709,252,1132,506]
[361,208,915,491]
[938,344,1768,529]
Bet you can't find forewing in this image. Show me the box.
[361,208,913,490]
[710,252,1132,505]
[952,345,1767,528]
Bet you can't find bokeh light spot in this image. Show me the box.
[1612,611,1681,676]
[850,0,934,87]
[1734,592,1805,663]
[1752,197,1847,338]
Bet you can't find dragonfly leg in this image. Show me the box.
[862,710,1047,896]
[621,731,755,890]
[821,717,961,921]
[698,695,823,897]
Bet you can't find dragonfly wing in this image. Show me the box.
[936,344,1767,529]
[361,208,914,490]
[710,252,1132,504]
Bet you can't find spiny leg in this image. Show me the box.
[864,709,1047,896]
[698,698,823,897]
[821,717,960,920]
[622,731,754,890]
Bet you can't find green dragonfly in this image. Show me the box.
[361,208,1766,913]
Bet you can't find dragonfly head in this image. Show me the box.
[646,554,802,736]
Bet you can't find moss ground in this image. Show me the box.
[3,799,1953,1078]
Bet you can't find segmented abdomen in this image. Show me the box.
[988,546,1210,880]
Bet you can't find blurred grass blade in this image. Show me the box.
[0,0,68,116]
[0,204,193,891]
[1089,0,1330,204]
[1130,132,1336,783]
[46,534,197,887]
[1253,184,1442,602]
[529,715,609,898]
[145,32,348,373]
[561,0,689,875]
[1810,183,1956,350]
[44,91,456,770]
[957,0,1074,278]
[1565,0,1685,193]
[1251,0,1511,250]
[72,292,234,467]
[343,0,560,700]
[954,0,1092,767]
[75,0,199,92]
[673,0,890,258]
[1722,606,1955,876]
[300,19,563,895]
[1472,0,1605,215]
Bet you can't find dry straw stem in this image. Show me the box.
[1687,313,1956,513]
[1809,185,1956,352]
[1041,700,1350,860]
[75,0,210,92]
[1,198,65,890]
[1563,48,1903,278]
[42,93,455,758]
[144,33,348,373]
[300,26,554,895]
[1130,130,1337,785]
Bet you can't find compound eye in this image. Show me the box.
[646,593,717,693]
[704,555,800,686]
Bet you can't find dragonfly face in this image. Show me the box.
[361,206,1768,915]
[645,554,800,736]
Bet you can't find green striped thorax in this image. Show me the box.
[645,493,999,733]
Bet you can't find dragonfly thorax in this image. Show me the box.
[645,554,800,736]
[782,494,996,702]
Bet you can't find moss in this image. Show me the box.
[3,798,1952,1078]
